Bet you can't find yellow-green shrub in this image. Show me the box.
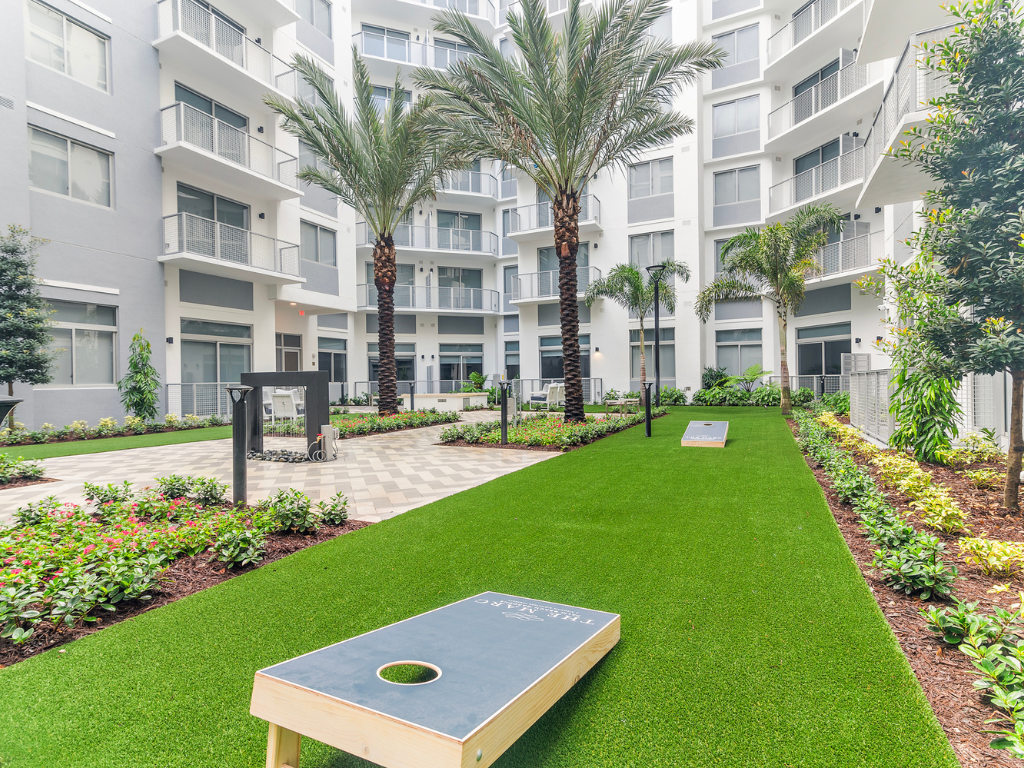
[910,486,971,534]
[964,469,1004,490]
[959,537,1024,575]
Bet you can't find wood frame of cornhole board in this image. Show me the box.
[250,592,620,768]
[680,420,729,448]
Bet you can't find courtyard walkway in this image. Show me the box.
[0,411,556,523]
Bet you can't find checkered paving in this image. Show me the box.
[0,412,557,524]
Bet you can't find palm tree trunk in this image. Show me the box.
[374,236,399,416]
[777,310,792,416]
[638,322,646,407]
[553,191,584,423]
[1004,368,1023,511]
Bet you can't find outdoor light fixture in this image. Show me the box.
[225,385,253,506]
[290,302,297,306]
[645,264,667,407]
[595,347,600,352]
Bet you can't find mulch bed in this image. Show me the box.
[0,477,60,492]
[789,417,1019,767]
[0,519,371,669]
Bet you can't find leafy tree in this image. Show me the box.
[0,226,53,426]
[726,363,773,392]
[891,0,1024,509]
[265,54,467,415]
[694,204,845,415]
[415,0,722,421]
[118,331,161,422]
[583,260,690,403]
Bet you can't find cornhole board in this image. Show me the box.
[250,592,620,768]
[680,420,729,448]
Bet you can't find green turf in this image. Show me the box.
[0,408,956,768]
[0,426,232,460]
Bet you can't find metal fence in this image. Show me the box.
[511,266,601,300]
[167,382,237,418]
[355,284,501,313]
[769,375,846,398]
[849,370,896,443]
[768,62,882,138]
[163,213,301,275]
[350,378,604,405]
[814,231,884,278]
[769,145,864,214]
[510,378,604,405]
[351,30,473,70]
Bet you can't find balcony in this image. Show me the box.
[356,284,500,313]
[808,230,885,285]
[154,0,297,107]
[161,213,302,283]
[859,0,952,63]
[352,0,498,29]
[857,25,956,208]
[768,144,864,219]
[352,31,473,80]
[440,170,500,201]
[500,176,518,199]
[507,195,601,242]
[501,0,571,25]
[157,102,300,200]
[247,0,300,28]
[355,223,499,256]
[766,0,864,79]
[766,62,884,153]
[511,266,601,302]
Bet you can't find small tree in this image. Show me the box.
[892,0,1024,509]
[583,260,690,403]
[118,331,161,422]
[0,226,54,426]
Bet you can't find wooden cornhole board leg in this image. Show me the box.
[267,723,300,768]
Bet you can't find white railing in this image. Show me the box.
[769,145,864,213]
[167,382,238,418]
[156,0,297,97]
[849,370,895,443]
[356,223,499,255]
[767,0,857,63]
[861,24,956,183]
[160,103,299,188]
[163,213,301,275]
[500,176,518,199]
[812,230,884,277]
[768,62,882,138]
[510,377,604,404]
[351,31,473,70]
[441,170,499,197]
[511,266,601,300]
[356,284,501,312]
[508,194,600,233]
[769,375,847,397]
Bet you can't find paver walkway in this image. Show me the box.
[0,412,556,524]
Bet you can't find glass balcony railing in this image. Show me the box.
[163,213,300,276]
[511,266,601,300]
[507,194,600,234]
[441,170,499,197]
[356,284,500,312]
[356,223,499,255]
[352,30,474,69]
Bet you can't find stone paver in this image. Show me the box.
[0,412,558,524]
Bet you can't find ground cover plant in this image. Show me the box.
[0,413,229,447]
[0,477,353,661]
[0,454,44,488]
[0,408,958,768]
[0,426,233,461]
[268,409,460,438]
[439,408,667,450]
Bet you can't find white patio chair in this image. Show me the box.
[271,393,300,421]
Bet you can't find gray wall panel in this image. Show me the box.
[712,130,760,158]
[627,193,674,224]
[300,259,339,295]
[714,299,762,320]
[713,199,761,227]
[712,0,761,19]
[438,315,484,334]
[297,20,334,64]
[796,284,852,317]
[366,313,416,334]
[179,270,254,310]
[503,314,519,333]
[318,313,348,329]
[301,184,338,216]
[712,59,759,90]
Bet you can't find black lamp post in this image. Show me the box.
[226,385,253,507]
[645,264,667,407]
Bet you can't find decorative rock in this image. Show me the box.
[248,449,308,463]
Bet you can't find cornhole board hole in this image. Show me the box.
[680,420,729,448]
[250,592,620,768]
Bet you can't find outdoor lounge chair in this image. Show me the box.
[529,383,564,411]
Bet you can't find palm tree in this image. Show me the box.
[584,260,690,404]
[694,204,845,416]
[415,0,722,422]
[265,54,467,415]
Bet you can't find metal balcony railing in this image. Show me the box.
[768,62,882,138]
[160,103,299,188]
[156,0,297,97]
[163,213,301,275]
[356,223,499,255]
[767,0,857,64]
[769,145,864,213]
[511,266,601,300]
[508,194,600,234]
[441,170,499,197]
[500,176,518,199]
[351,31,474,70]
[812,230,884,277]
[356,284,500,312]
[861,24,955,182]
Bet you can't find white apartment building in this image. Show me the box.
[5,0,1010,437]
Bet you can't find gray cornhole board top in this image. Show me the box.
[256,592,619,741]
[680,420,729,447]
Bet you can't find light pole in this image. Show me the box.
[645,264,667,407]
[226,385,253,507]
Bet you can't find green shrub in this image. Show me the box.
[209,524,266,568]
[964,469,1004,489]
[156,475,192,500]
[791,387,815,406]
[749,382,781,407]
[259,489,320,533]
[0,454,43,485]
[658,386,688,405]
[821,391,850,416]
[83,481,134,505]
[191,477,228,507]
[872,537,957,600]
[317,492,349,525]
[701,365,729,390]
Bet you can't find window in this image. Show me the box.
[629,231,674,269]
[630,328,675,379]
[174,83,247,129]
[368,343,415,383]
[439,343,483,382]
[538,243,589,273]
[794,138,840,176]
[298,0,331,37]
[180,319,251,384]
[27,0,108,91]
[505,341,520,379]
[713,25,758,67]
[318,337,347,383]
[371,85,411,113]
[797,322,851,375]
[433,39,473,69]
[361,24,410,61]
[297,75,332,109]
[716,328,762,377]
[539,335,590,378]
[276,333,302,372]
[713,96,758,139]
[628,158,673,199]
[28,127,111,207]
[794,59,840,98]
[649,10,672,40]
[46,299,116,386]
[715,239,728,274]
[300,221,336,266]
[714,166,759,206]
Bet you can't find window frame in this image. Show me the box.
[713,165,760,206]
[627,158,674,200]
[712,24,759,68]
[629,328,675,379]
[715,327,763,377]
[712,95,759,139]
[300,220,337,266]
[43,300,118,388]
[28,126,113,208]
[26,0,110,93]
[299,0,332,38]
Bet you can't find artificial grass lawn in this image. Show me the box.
[0,408,956,768]
[0,426,233,460]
